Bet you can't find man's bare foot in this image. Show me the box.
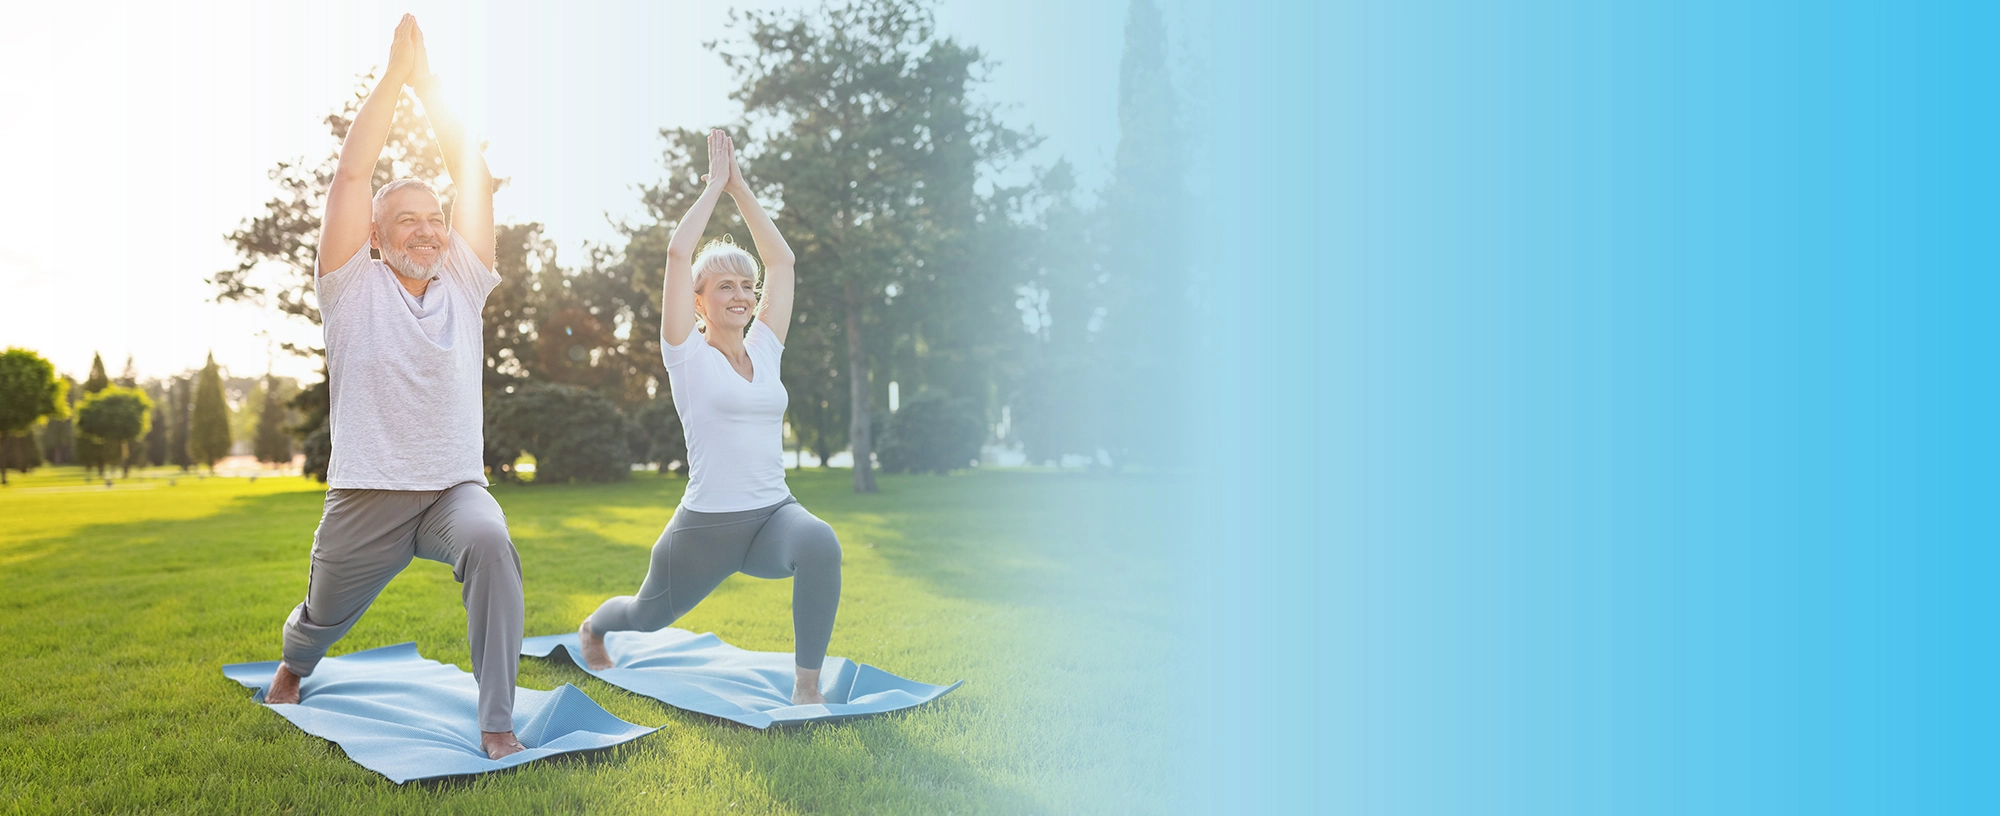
[792,666,825,705]
[578,620,613,671]
[266,664,302,705]
[482,730,525,759]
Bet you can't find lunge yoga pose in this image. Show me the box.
[264,16,526,759]
[578,130,842,705]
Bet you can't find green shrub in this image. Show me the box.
[485,384,631,484]
[301,425,332,482]
[629,395,688,476]
[878,391,986,475]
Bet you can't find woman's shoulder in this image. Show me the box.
[747,319,784,356]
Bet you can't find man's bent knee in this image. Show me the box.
[454,521,520,578]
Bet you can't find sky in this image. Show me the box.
[0,0,1133,383]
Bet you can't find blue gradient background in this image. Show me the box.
[1172,1,2000,812]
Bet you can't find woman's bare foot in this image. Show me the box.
[792,666,825,705]
[482,730,525,759]
[266,664,302,704]
[578,619,613,671]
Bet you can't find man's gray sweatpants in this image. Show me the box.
[281,483,523,733]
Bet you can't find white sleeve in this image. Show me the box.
[746,320,783,377]
[440,229,502,303]
[661,324,702,369]
[747,319,785,354]
[313,243,374,314]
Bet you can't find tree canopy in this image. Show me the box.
[0,348,69,485]
[76,386,153,478]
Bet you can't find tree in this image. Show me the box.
[287,375,329,479]
[253,375,292,465]
[144,388,170,466]
[1012,162,1111,465]
[3,433,44,477]
[188,354,232,474]
[301,426,332,483]
[485,384,631,484]
[76,386,153,479]
[0,348,69,485]
[877,390,985,474]
[76,353,115,475]
[1093,0,1188,467]
[38,375,79,466]
[167,376,193,471]
[717,0,1032,492]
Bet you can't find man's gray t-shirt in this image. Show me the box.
[316,231,499,490]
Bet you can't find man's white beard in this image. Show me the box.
[383,245,441,280]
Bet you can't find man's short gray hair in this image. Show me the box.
[371,178,441,224]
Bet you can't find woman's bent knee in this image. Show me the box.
[798,520,842,569]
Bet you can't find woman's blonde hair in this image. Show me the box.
[691,235,762,330]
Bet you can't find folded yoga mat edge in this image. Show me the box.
[522,630,963,729]
[223,641,658,784]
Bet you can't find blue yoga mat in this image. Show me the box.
[223,642,657,783]
[522,629,962,729]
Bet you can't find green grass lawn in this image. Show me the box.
[0,466,1181,814]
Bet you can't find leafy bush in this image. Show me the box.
[878,391,985,475]
[628,395,688,477]
[485,383,631,484]
[301,425,332,482]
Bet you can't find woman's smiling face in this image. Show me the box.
[696,272,758,332]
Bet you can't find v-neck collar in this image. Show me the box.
[707,339,756,383]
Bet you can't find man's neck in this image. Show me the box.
[398,275,433,298]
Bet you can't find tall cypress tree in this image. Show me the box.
[145,384,169,467]
[1096,0,1187,467]
[253,375,292,465]
[77,353,113,475]
[168,376,193,471]
[83,354,110,392]
[188,353,232,474]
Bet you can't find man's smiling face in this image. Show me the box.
[373,185,446,280]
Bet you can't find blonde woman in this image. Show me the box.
[578,130,841,705]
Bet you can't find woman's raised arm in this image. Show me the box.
[661,129,733,346]
[722,138,797,344]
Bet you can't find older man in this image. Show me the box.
[264,15,525,760]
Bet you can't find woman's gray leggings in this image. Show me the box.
[586,496,842,669]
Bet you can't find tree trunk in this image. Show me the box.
[844,284,877,493]
[1,431,10,486]
[120,441,131,479]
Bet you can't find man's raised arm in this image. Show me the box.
[319,15,419,277]
[407,22,495,271]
